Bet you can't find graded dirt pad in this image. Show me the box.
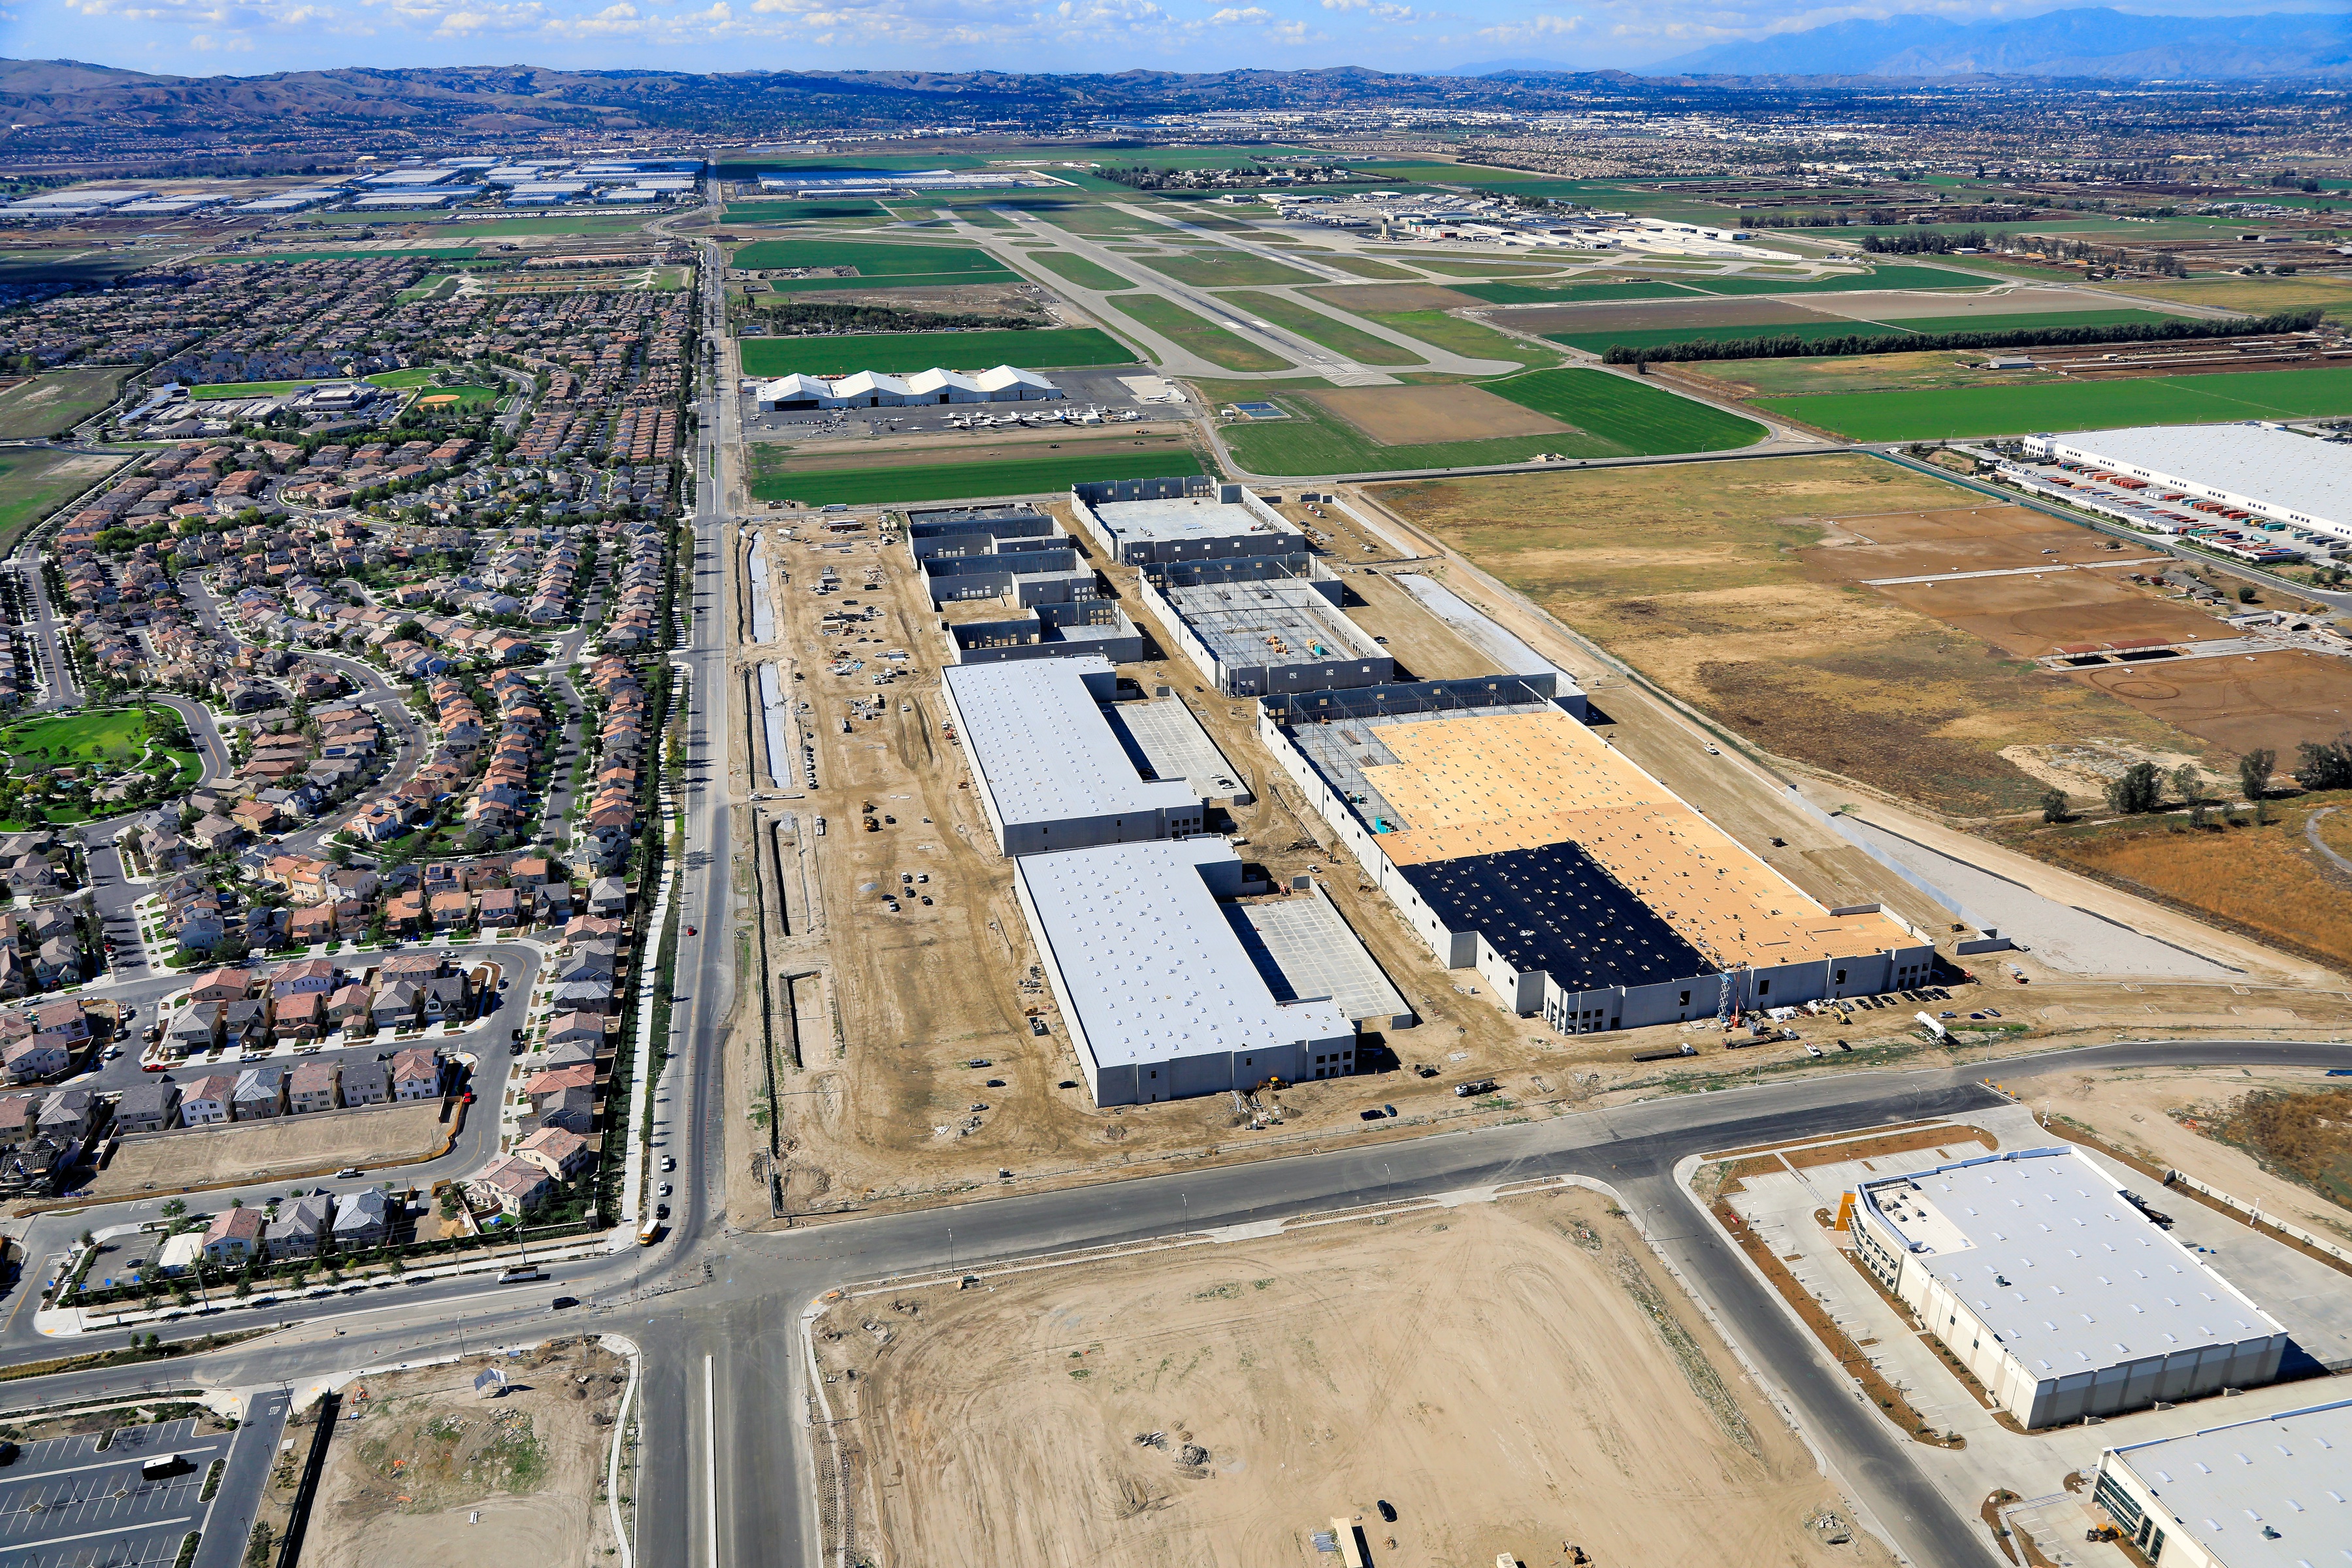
[80,1103,451,1199]
[1496,297,1837,336]
[307,1340,624,1568]
[1304,383,1571,445]
[1301,282,1484,314]
[1997,1066,2352,1244]
[1797,504,2137,582]
[2070,651,2352,758]
[1339,572,1498,679]
[1379,455,2206,813]
[821,1193,1888,1568]
[1875,573,2227,659]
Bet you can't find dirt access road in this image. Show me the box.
[817,1190,1889,1568]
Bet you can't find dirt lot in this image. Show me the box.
[1377,455,2205,815]
[2072,651,2352,759]
[1999,1065,2352,1245]
[1876,572,2225,659]
[1305,384,1571,444]
[818,1192,1888,1568]
[1301,283,1484,314]
[1796,504,2145,583]
[1341,572,1498,679]
[307,1339,625,1568]
[80,1103,452,1200]
[749,426,1198,477]
[1810,286,2149,321]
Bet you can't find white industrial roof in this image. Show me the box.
[2107,1399,2352,1568]
[1860,1147,2284,1378]
[1017,838,1351,1067]
[943,657,1195,830]
[2042,425,2352,529]
[1095,494,1298,547]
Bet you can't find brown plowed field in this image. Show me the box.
[1301,282,1484,313]
[1305,383,1571,444]
[1500,297,1835,335]
[1876,573,2228,658]
[2073,651,2352,757]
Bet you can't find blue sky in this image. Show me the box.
[4,0,2329,78]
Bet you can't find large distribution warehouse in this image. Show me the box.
[1070,476,1307,565]
[2091,1399,2351,1568]
[2021,425,2352,543]
[1261,678,1932,1028]
[1850,1147,2287,1429]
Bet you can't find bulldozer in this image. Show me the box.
[2085,1525,2123,1544]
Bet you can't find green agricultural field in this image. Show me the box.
[1104,293,1290,372]
[1221,368,1763,476]
[730,239,1008,276]
[1365,310,1554,367]
[1411,259,1578,278]
[747,446,1207,506]
[1319,255,1422,281]
[1548,307,2187,355]
[1454,265,1984,308]
[0,448,122,549]
[1137,249,1318,288]
[762,273,996,295]
[1025,252,1135,292]
[0,368,125,439]
[1218,292,1425,367]
[1454,279,1704,305]
[1771,365,2352,441]
[736,327,1134,378]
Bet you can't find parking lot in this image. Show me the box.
[0,1418,234,1568]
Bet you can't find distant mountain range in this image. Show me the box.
[1644,8,2352,79]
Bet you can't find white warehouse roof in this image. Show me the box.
[2105,1399,2352,1568]
[941,657,1193,834]
[2036,424,2352,533]
[1859,1147,2283,1379]
[1015,838,1352,1070]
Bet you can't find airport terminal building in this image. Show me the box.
[1851,1147,2288,1429]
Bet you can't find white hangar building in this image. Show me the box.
[755,365,1062,410]
[2091,1398,2352,1568]
[2021,424,2352,543]
[1015,838,1356,1106]
[1850,1146,2287,1429]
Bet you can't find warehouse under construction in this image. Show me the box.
[1258,679,1935,1030]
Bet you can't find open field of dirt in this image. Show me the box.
[751,427,1194,477]
[1795,504,2143,583]
[819,1192,1888,1568]
[1301,282,1482,314]
[307,1339,625,1568]
[1808,286,2158,321]
[1341,572,1499,679]
[1999,1066,2352,1245]
[2072,652,2352,759]
[1378,456,2207,814]
[1304,383,1571,444]
[1876,572,2226,659]
[78,1103,453,1201]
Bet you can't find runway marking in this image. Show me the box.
[703,1354,719,1568]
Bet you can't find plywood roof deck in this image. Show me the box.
[1362,711,1914,968]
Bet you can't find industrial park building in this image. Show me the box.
[2091,1398,2351,1568]
[755,366,1062,410]
[944,600,1144,666]
[1850,1147,2288,1430]
[2021,425,2352,544]
[1070,476,1307,566]
[1260,678,1931,1028]
[939,657,1203,857]
[1015,838,1358,1106]
[1139,562,1395,697]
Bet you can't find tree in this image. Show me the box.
[2107,762,2163,815]
[2295,734,2352,793]
[2171,764,2201,806]
[2240,747,2277,802]
[2236,585,2258,604]
[2040,788,2070,823]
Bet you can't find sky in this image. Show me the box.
[3,0,2336,80]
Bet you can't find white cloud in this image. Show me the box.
[1475,9,1582,39]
